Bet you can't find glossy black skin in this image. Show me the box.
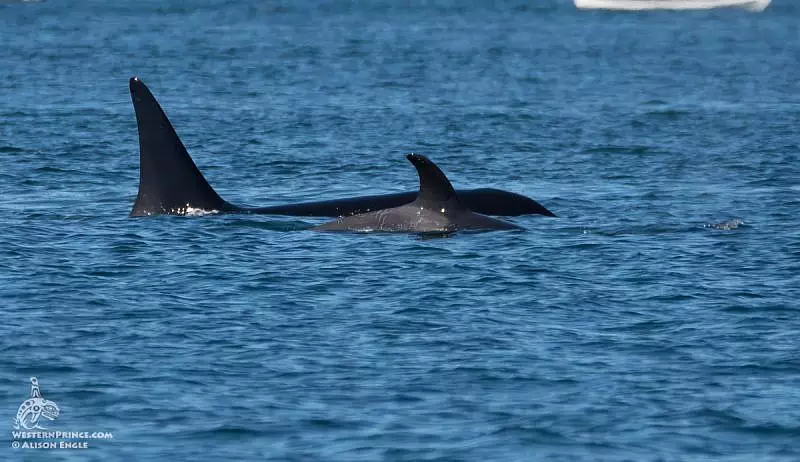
[240,188,553,217]
[128,77,556,218]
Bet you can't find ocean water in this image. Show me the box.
[1,0,799,460]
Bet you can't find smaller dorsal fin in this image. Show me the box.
[406,154,459,205]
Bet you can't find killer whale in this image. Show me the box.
[128,77,556,218]
[314,154,522,233]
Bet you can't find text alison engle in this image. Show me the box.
[13,441,89,450]
[11,377,114,451]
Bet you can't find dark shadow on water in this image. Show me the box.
[414,231,456,241]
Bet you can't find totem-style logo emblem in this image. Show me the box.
[13,377,60,430]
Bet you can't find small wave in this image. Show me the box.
[704,218,744,231]
[641,99,669,106]
[218,218,313,232]
[187,426,266,439]
[642,108,692,120]
[585,145,655,155]
[34,166,77,174]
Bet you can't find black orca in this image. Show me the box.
[128,77,556,218]
[314,154,522,233]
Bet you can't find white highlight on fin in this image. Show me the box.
[166,204,220,216]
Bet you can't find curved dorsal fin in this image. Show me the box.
[129,77,230,216]
[406,154,459,205]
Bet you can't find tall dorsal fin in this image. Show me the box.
[129,77,231,216]
[406,154,459,205]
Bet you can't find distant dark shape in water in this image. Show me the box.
[705,218,744,231]
[128,77,556,218]
[314,154,523,233]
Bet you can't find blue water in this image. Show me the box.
[2,0,799,460]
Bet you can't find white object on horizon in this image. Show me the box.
[574,0,771,11]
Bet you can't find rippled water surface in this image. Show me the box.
[1,1,799,460]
